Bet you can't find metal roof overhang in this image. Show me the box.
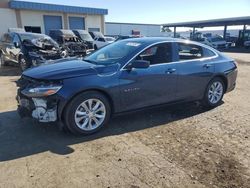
[9,0,108,15]
[162,16,250,28]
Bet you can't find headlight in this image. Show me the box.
[21,84,62,97]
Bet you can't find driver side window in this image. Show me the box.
[136,43,172,65]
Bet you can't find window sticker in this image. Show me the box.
[126,42,141,47]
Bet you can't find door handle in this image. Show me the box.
[203,64,212,69]
[165,68,176,74]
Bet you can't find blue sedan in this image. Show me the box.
[17,37,238,135]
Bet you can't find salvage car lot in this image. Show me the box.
[0,53,250,187]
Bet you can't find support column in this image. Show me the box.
[15,10,22,28]
[101,15,105,34]
[173,27,176,38]
[63,13,69,29]
[193,27,195,36]
[243,24,246,38]
[223,25,227,39]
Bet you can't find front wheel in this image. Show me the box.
[19,56,29,71]
[0,53,7,67]
[202,78,225,108]
[64,91,111,135]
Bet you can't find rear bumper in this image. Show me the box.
[225,67,238,93]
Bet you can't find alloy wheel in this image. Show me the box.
[74,98,106,131]
[208,81,223,104]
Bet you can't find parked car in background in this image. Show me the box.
[72,30,94,52]
[16,37,237,135]
[89,31,109,50]
[191,32,228,49]
[244,40,250,49]
[49,30,87,57]
[207,35,228,49]
[0,32,65,71]
[191,37,214,48]
[105,36,115,44]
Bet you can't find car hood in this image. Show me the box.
[23,59,96,80]
[23,59,120,80]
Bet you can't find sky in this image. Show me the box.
[19,0,250,24]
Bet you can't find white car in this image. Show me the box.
[207,36,228,49]
[244,40,250,48]
[105,36,115,44]
[89,31,109,50]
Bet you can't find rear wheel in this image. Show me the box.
[94,45,98,50]
[64,91,111,135]
[202,77,225,108]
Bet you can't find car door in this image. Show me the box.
[174,42,216,101]
[119,42,178,112]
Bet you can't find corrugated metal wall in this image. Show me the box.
[105,23,169,37]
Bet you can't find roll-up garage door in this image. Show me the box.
[69,17,85,30]
[44,15,62,34]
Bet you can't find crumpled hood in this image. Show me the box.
[23,59,97,80]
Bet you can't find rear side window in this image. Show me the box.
[177,43,216,61]
[202,47,216,57]
[178,43,202,60]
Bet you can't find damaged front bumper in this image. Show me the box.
[17,94,58,123]
[16,76,63,123]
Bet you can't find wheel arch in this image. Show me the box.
[60,88,115,121]
[211,74,228,92]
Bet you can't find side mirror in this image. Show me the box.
[126,60,150,70]
[14,42,19,48]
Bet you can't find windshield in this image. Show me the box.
[31,37,59,48]
[210,37,224,42]
[19,33,59,48]
[84,40,143,65]
[80,34,93,41]
[64,37,81,43]
[20,33,47,42]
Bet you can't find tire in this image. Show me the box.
[0,53,7,66]
[202,77,225,108]
[94,45,98,50]
[64,91,111,135]
[19,55,30,71]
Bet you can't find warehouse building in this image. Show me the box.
[105,22,170,37]
[0,0,108,36]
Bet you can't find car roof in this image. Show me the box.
[122,37,187,43]
[73,30,89,34]
[49,30,76,36]
[123,37,215,46]
[13,32,47,37]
